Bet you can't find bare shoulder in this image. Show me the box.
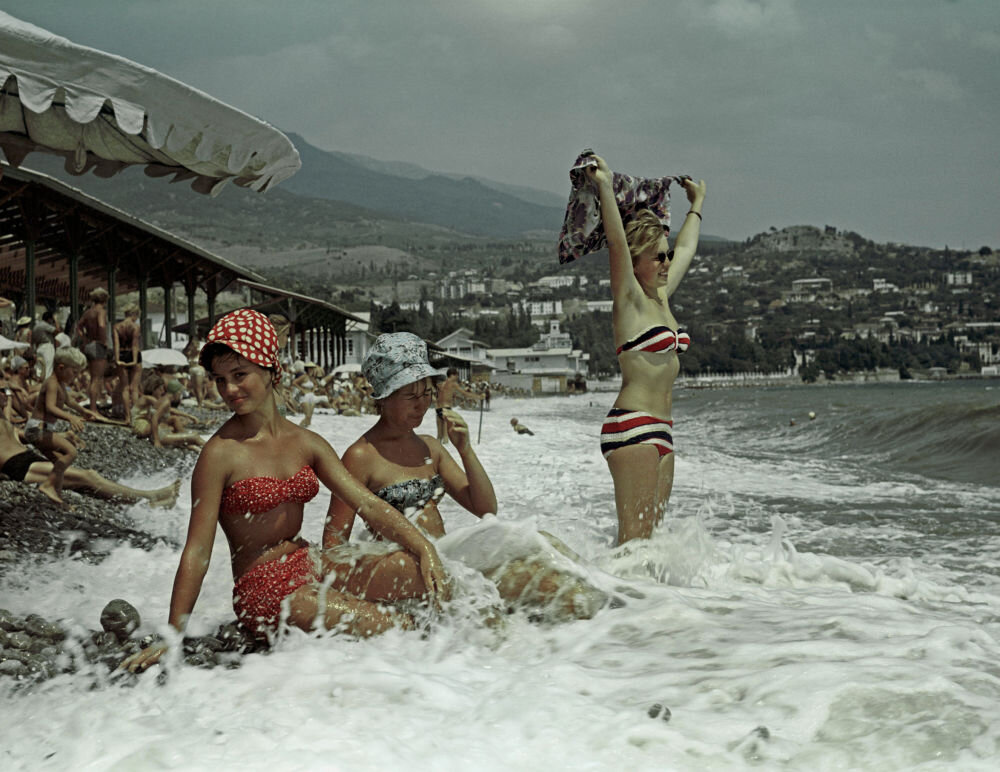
[417,433,445,462]
[192,432,236,483]
[340,435,375,467]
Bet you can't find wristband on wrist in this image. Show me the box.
[687,210,702,221]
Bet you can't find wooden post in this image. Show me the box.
[186,281,197,344]
[139,276,149,348]
[163,283,173,347]
[24,238,35,321]
[107,267,117,325]
[69,254,80,327]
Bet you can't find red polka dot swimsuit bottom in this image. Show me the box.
[233,546,320,637]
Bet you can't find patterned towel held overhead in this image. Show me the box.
[557,149,689,265]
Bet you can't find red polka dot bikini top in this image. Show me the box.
[219,465,320,515]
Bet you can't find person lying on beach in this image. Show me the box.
[122,310,450,673]
[510,418,534,436]
[435,368,484,444]
[326,332,608,620]
[130,375,205,451]
[26,347,102,504]
[0,395,179,507]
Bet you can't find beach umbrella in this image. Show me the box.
[0,11,300,195]
[140,348,189,368]
[0,333,29,351]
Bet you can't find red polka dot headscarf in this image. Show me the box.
[200,308,281,373]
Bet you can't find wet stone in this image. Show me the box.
[24,614,66,641]
[0,609,20,632]
[5,631,32,651]
[647,703,671,722]
[0,659,30,677]
[100,599,141,642]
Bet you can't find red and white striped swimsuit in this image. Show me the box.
[616,325,690,356]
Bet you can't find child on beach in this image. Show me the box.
[26,346,101,504]
[130,374,205,451]
[1,393,178,506]
[122,310,450,673]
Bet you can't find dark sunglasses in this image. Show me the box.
[654,249,675,264]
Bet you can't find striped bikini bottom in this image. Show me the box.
[600,408,673,459]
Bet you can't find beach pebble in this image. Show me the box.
[3,631,33,651]
[647,703,671,721]
[0,609,20,632]
[100,599,141,641]
[24,613,66,641]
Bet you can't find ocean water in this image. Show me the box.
[3,381,1000,771]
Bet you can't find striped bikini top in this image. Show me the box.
[219,465,320,515]
[616,325,691,356]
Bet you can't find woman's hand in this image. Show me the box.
[439,407,470,452]
[682,178,707,207]
[417,542,451,607]
[120,639,168,673]
[585,153,613,188]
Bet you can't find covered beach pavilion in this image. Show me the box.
[0,9,300,334]
[0,164,264,345]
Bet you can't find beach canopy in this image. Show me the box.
[0,11,300,195]
[141,348,190,368]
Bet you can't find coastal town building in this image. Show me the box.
[486,320,589,393]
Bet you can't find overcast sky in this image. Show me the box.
[6,1,998,248]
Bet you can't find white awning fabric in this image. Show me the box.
[0,11,300,195]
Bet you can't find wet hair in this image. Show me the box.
[446,367,459,377]
[89,287,109,303]
[54,347,86,369]
[624,209,666,265]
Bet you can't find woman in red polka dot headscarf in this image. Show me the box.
[122,308,451,673]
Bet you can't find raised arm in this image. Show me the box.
[587,154,642,302]
[430,412,496,517]
[663,179,707,298]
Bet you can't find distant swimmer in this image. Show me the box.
[510,417,534,436]
[808,411,817,420]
